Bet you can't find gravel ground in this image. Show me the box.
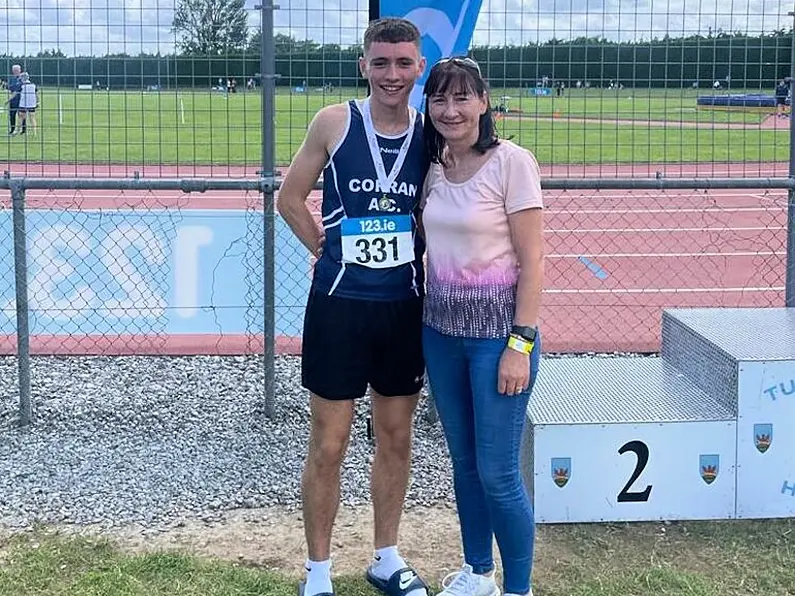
[0,355,455,530]
[0,352,655,531]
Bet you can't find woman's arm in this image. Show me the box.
[509,207,544,328]
[497,207,544,396]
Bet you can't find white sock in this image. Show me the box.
[303,559,333,596]
[370,545,405,579]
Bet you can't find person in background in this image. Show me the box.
[5,64,25,135]
[775,78,790,118]
[16,73,38,136]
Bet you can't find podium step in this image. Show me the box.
[661,308,795,411]
[663,308,795,362]
[522,357,736,523]
[519,308,795,523]
[660,307,795,519]
[529,357,736,425]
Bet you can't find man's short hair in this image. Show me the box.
[11,64,21,72]
[363,18,421,52]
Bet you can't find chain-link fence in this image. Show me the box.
[0,177,275,426]
[15,184,267,352]
[1,0,794,426]
[540,184,789,352]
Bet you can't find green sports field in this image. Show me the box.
[1,86,789,166]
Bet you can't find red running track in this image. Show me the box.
[539,188,787,351]
[1,163,789,354]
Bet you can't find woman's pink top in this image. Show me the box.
[421,139,543,337]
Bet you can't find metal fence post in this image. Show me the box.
[10,180,31,426]
[787,13,795,307]
[261,0,277,416]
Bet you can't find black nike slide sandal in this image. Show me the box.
[366,566,429,596]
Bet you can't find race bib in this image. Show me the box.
[340,215,413,269]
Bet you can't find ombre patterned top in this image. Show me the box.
[421,140,543,338]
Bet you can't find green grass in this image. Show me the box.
[1,518,794,596]
[487,86,772,124]
[0,86,788,167]
[0,533,289,596]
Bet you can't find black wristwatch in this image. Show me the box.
[511,325,538,342]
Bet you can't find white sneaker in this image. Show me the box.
[436,564,500,596]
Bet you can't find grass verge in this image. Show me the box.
[1,517,793,595]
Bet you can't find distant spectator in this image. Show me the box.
[5,64,24,135]
[16,72,38,136]
[775,78,790,118]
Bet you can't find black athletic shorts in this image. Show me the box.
[301,288,425,400]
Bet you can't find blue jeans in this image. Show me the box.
[422,325,541,595]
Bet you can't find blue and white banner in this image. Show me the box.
[380,0,484,110]
[0,208,310,344]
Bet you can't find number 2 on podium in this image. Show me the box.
[617,440,653,503]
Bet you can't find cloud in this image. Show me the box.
[1,0,263,56]
[472,0,789,45]
[0,0,790,56]
[273,0,364,47]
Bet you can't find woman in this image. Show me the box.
[420,57,544,596]
[17,72,37,136]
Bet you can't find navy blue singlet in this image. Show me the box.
[311,99,428,301]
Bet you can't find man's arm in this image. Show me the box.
[277,105,346,258]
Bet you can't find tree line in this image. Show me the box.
[2,30,792,90]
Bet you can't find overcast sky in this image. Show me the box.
[1,0,791,56]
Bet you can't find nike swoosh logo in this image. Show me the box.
[398,572,415,590]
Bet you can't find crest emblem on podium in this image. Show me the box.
[754,423,772,453]
[699,454,719,485]
[551,457,571,488]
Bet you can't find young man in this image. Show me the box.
[277,17,430,596]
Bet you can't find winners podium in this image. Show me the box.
[522,308,795,523]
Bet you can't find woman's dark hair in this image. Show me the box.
[423,57,499,165]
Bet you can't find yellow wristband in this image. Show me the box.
[508,334,533,354]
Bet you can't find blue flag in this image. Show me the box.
[380,0,484,110]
